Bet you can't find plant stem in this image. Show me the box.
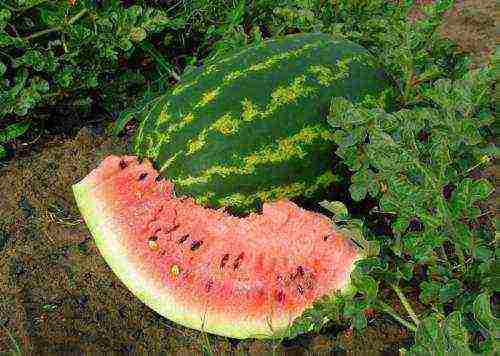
[1,324,22,355]
[24,9,88,41]
[375,300,417,332]
[391,283,421,327]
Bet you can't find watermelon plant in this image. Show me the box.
[285,2,497,355]
[0,0,184,153]
[132,32,388,214]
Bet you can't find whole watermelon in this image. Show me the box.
[133,32,387,213]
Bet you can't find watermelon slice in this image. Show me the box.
[72,155,359,339]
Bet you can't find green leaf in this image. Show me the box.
[332,129,355,147]
[454,223,472,252]
[398,262,413,281]
[0,9,10,28]
[450,178,494,215]
[18,50,45,71]
[429,139,452,169]
[351,269,378,302]
[351,168,379,200]
[0,31,13,46]
[349,182,367,202]
[473,292,497,334]
[474,245,492,262]
[414,314,445,355]
[439,279,463,304]
[0,122,31,143]
[391,215,410,236]
[404,231,444,262]
[118,38,133,51]
[351,312,367,330]
[0,61,5,76]
[39,8,60,26]
[419,281,440,304]
[343,299,368,330]
[130,27,147,42]
[318,200,349,221]
[418,210,445,230]
[113,95,161,136]
[0,145,6,159]
[31,77,50,93]
[327,97,357,128]
[55,67,75,88]
[443,312,472,354]
[428,264,452,279]
[407,312,474,355]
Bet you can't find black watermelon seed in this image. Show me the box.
[138,172,148,181]
[233,252,244,270]
[297,285,305,295]
[220,254,230,269]
[291,265,305,280]
[276,290,285,302]
[165,224,180,234]
[177,234,189,244]
[155,175,163,182]
[323,235,329,241]
[119,160,127,169]
[148,236,158,242]
[190,240,203,251]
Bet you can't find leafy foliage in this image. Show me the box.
[0,121,29,158]
[0,0,186,154]
[288,1,495,354]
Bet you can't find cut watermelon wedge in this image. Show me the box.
[72,155,359,339]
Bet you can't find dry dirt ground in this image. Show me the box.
[0,1,495,354]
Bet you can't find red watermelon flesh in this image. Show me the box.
[72,155,359,339]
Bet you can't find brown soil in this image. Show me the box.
[0,0,495,354]
[409,0,495,67]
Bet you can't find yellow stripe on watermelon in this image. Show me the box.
[186,128,210,155]
[160,150,183,171]
[133,95,166,154]
[147,111,196,155]
[171,79,198,96]
[144,39,343,161]
[215,171,338,208]
[215,38,324,85]
[241,98,263,122]
[194,87,221,109]
[174,124,335,187]
[210,113,239,136]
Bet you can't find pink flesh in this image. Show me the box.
[87,155,358,321]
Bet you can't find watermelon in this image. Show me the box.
[73,155,360,339]
[133,32,387,214]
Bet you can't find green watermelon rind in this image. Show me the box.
[134,32,388,214]
[72,177,360,339]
